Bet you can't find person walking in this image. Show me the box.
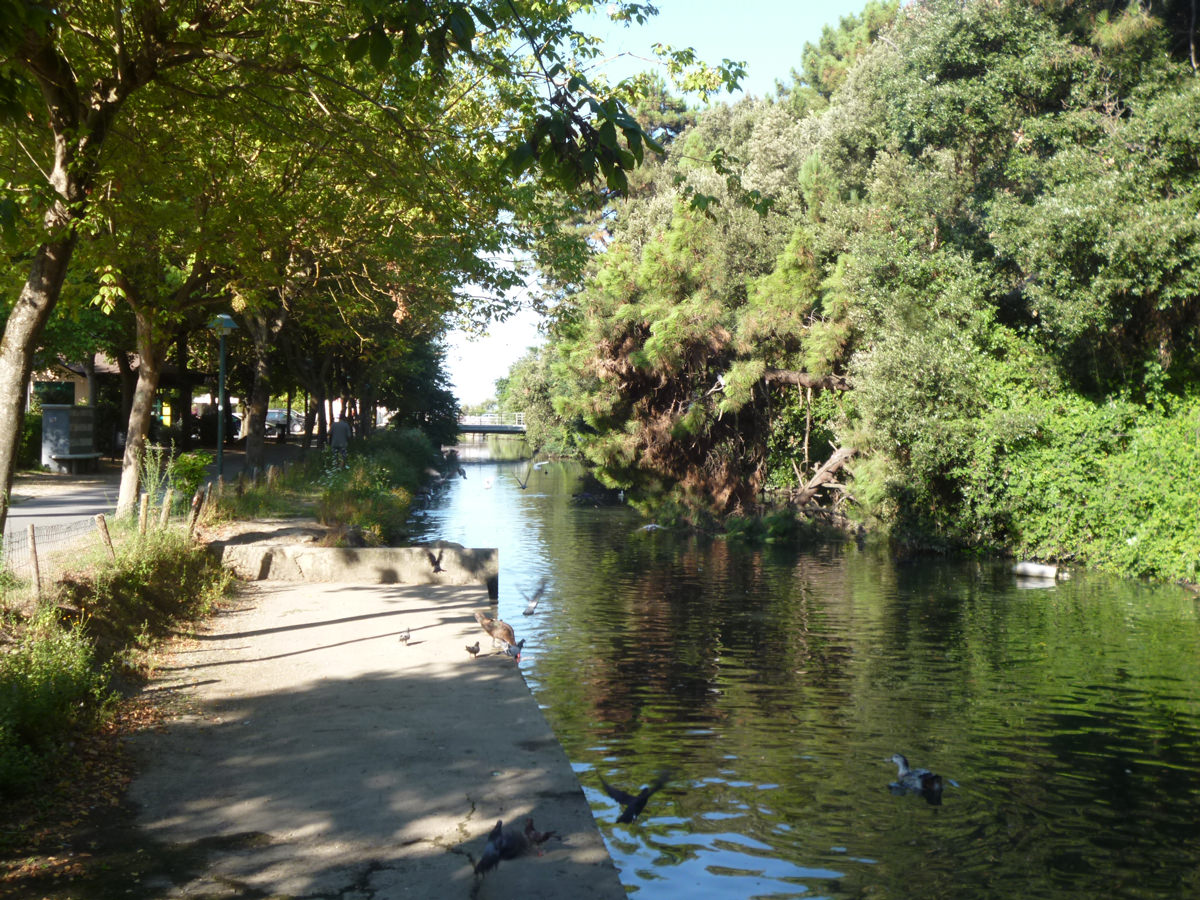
[329,412,352,467]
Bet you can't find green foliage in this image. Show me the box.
[16,412,41,469]
[315,457,414,546]
[0,613,106,794]
[169,451,213,504]
[962,394,1200,583]
[0,527,229,795]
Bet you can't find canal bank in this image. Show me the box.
[123,564,623,899]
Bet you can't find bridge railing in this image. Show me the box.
[458,412,525,427]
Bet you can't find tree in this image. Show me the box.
[0,0,737,532]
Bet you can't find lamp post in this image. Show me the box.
[209,314,237,477]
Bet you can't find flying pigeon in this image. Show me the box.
[599,770,671,823]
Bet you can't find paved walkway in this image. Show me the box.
[125,578,624,899]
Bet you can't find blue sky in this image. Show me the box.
[446,0,873,406]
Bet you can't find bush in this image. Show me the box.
[0,614,107,794]
[170,450,213,503]
[962,393,1200,583]
[17,412,42,469]
[315,456,413,545]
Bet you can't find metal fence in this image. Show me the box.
[2,492,190,595]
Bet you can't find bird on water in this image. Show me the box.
[889,753,945,803]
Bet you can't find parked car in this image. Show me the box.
[264,408,304,438]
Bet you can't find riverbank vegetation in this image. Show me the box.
[0,527,231,801]
[504,0,1200,584]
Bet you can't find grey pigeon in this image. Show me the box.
[600,770,671,823]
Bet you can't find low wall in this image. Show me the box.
[213,543,499,598]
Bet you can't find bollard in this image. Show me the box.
[160,488,175,528]
[138,492,150,535]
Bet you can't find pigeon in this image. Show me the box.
[474,818,548,875]
[474,609,516,649]
[504,638,525,661]
[465,641,480,660]
[523,818,557,853]
[599,770,671,823]
[426,548,445,573]
[515,462,533,489]
[475,820,504,874]
[397,627,411,645]
[520,576,549,616]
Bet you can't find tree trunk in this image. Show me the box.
[0,236,79,533]
[176,331,193,451]
[117,309,169,516]
[242,303,288,473]
[244,339,271,473]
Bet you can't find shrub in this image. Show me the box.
[315,456,413,545]
[170,450,213,503]
[0,613,108,794]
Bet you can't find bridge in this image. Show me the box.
[458,412,526,434]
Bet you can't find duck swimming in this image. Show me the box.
[890,753,944,802]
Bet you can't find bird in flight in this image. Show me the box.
[599,770,672,823]
[520,576,549,616]
[426,548,445,573]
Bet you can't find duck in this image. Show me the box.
[474,609,516,649]
[890,753,944,796]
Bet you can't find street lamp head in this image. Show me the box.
[209,313,238,335]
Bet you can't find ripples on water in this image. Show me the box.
[413,451,1200,899]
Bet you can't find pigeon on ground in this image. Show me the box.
[599,771,672,823]
[398,627,410,645]
[474,818,550,875]
[465,641,480,660]
[504,638,525,661]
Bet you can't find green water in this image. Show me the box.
[415,456,1200,899]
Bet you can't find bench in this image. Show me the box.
[51,452,103,475]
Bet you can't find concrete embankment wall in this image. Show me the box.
[212,543,499,598]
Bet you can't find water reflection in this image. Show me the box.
[412,449,1200,899]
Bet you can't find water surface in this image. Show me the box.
[413,453,1200,899]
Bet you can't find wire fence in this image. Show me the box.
[2,489,197,596]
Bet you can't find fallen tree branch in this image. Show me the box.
[795,446,856,506]
[762,368,851,392]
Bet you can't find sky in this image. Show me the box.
[444,0,873,406]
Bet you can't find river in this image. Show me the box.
[411,447,1200,899]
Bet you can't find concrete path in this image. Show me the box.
[126,579,624,899]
